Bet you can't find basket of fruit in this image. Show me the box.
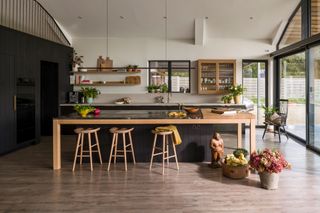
[222,148,249,179]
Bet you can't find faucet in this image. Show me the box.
[166,92,172,104]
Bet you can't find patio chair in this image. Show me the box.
[262,99,289,142]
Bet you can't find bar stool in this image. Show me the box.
[150,130,179,175]
[72,127,103,171]
[107,127,136,171]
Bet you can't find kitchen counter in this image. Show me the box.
[52,109,256,170]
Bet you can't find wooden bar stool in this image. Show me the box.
[107,127,136,171]
[150,130,179,175]
[72,127,103,171]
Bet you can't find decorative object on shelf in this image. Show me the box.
[250,149,291,190]
[72,50,83,72]
[221,94,233,104]
[126,65,140,72]
[80,87,101,104]
[228,84,245,104]
[210,133,224,168]
[222,148,249,179]
[74,105,96,118]
[94,108,101,116]
[125,76,141,84]
[114,97,132,104]
[97,56,113,71]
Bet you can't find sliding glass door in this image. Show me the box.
[242,60,268,126]
[309,46,320,150]
[279,52,306,140]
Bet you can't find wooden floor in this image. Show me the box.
[1,129,320,212]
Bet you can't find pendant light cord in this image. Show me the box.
[165,0,168,60]
[106,0,109,57]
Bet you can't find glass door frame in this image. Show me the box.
[242,59,269,127]
[274,49,308,144]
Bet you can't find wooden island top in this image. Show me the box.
[53,108,256,170]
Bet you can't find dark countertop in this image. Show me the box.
[59,110,198,120]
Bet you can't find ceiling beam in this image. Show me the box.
[271,20,287,46]
[195,18,206,46]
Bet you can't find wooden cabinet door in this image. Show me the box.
[0,54,16,154]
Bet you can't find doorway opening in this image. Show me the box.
[40,61,59,136]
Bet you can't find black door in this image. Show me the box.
[0,54,16,154]
[40,61,59,136]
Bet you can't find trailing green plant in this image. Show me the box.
[80,87,101,99]
[147,84,160,93]
[262,105,278,118]
[228,84,245,96]
[221,94,233,103]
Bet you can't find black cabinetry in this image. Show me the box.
[0,26,72,155]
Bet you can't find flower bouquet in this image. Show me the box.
[250,148,291,189]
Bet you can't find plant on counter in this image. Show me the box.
[250,148,291,190]
[74,105,96,118]
[160,83,169,93]
[221,94,233,104]
[80,87,101,104]
[147,84,160,93]
[228,84,245,104]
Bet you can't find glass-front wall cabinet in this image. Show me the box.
[198,60,235,94]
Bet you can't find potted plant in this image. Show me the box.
[126,65,133,72]
[250,148,291,190]
[222,148,249,179]
[221,94,233,104]
[228,84,245,104]
[262,105,278,121]
[74,105,96,118]
[80,87,100,104]
[72,50,83,72]
[160,83,169,93]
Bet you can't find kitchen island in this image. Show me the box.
[53,109,255,170]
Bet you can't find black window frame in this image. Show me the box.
[148,60,191,93]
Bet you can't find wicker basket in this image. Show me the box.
[222,163,249,179]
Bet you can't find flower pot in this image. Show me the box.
[234,95,241,104]
[259,172,279,190]
[86,97,94,104]
[222,163,249,179]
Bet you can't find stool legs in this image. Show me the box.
[88,133,93,171]
[150,133,179,175]
[149,134,158,170]
[171,134,179,170]
[94,132,103,164]
[129,132,136,164]
[108,130,136,171]
[72,133,82,171]
[80,133,84,165]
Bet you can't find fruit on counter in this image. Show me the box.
[74,105,96,118]
[168,111,187,118]
[225,153,248,167]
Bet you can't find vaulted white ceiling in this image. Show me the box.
[38,0,299,40]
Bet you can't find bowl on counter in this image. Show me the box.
[184,107,200,114]
[114,101,125,105]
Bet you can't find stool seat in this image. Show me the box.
[110,127,134,134]
[150,128,179,175]
[108,127,136,171]
[72,127,102,171]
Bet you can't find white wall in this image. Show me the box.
[72,37,275,103]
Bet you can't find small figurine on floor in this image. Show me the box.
[210,132,224,168]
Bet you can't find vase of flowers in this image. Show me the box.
[228,84,245,104]
[250,149,291,190]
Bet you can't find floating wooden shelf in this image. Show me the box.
[71,70,141,74]
[73,82,140,86]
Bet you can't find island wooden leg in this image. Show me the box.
[53,120,61,170]
[237,123,242,149]
[250,118,256,153]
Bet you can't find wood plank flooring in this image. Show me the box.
[0,129,320,212]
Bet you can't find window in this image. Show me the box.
[149,60,191,93]
[279,52,306,140]
[278,7,302,49]
[311,0,320,36]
